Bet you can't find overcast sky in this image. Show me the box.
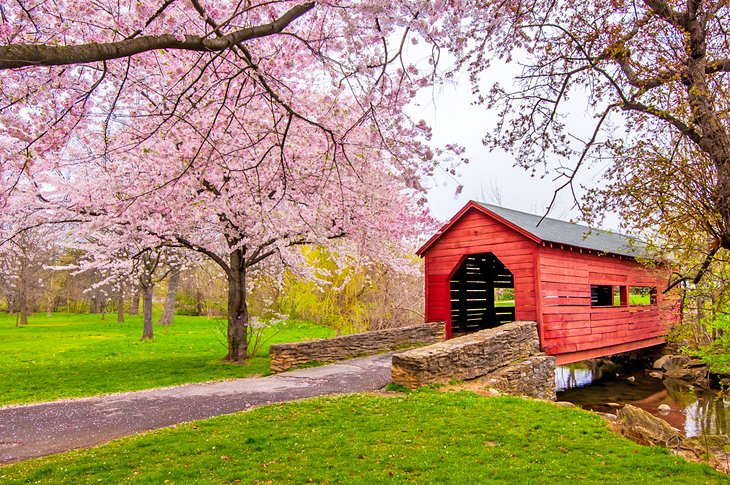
[410,57,620,229]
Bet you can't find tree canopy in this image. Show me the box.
[0,0,454,361]
[444,0,730,286]
[6,0,730,359]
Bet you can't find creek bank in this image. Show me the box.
[558,352,730,435]
[616,404,730,473]
[652,354,712,388]
[557,352,730,473]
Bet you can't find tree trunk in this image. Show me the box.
[19,290,28,326]
[129,289,140,315]
[100,299,106,320]
[117,283,125,323]
[140,281,154,340]
[225,249,249,362]
[195,290,203,316]
[685,15,730,253]
[90,295,99,314]
[46,291,53,318]
[157,267,180,326]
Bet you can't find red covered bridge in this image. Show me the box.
[418,201,679,365]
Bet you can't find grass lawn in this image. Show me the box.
[0,391,724,483]
[495,299,515,307]
[0,312,334,406]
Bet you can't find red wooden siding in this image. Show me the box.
[423,207,539,338]
[421,202,680,364]
[536,245,673,363]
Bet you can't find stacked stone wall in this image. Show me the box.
[391,321,556,400]
[269,322,445,373]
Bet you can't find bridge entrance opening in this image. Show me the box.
[449,252,515,336]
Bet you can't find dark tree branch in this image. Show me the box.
[246,237,279,268]
[705,57,730,73]
[620,99,704,145]
[245,230,347,268]
[663,241,722,293]
[172,234,231,275]
[643,0,687,27]
[664,272,691,293]
[615,57,730,92]
[0,2,315,69]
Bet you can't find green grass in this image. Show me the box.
[1,391,724,483]
[494,299,515,307]
[629,294,651,305]
[0,312,334,406]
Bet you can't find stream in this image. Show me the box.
[556,361,730,437]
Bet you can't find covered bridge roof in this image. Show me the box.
[418,201,647,259]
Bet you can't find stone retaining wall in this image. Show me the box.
[472,354,556,400]
[269,322,446,373]
[391,320,556,399]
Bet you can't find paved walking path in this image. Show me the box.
[0,353,393,464]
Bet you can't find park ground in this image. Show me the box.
[1,313,727,482]
[0,312,334,406]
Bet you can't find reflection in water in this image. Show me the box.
[556,361,730,437]
[555,365,593,391]
[684,397,730,437]
[555,360,617,392]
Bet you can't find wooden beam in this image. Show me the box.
[554,337,665,365]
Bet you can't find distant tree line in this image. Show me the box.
[0,234,424,337]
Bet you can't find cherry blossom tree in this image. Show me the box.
[54,110,432,359]
[65,232,191,340]
[0,1,456,205]
[0,226,59,324]
[0,1,449,362]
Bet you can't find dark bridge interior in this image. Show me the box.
[449,252,515,335]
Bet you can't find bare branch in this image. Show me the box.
[540,104,617,225]
[663,241,721,293]
[172,234,231,275]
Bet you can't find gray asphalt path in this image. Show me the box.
[0,353,393,464]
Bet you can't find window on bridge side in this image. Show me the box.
[591,285,627,307]
[629,286,657,306]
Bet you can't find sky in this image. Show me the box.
[410,57,620,229]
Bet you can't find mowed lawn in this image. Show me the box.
[0,312,334,406]
[1,392,725,483]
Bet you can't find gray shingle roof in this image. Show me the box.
[477,202,647,258]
